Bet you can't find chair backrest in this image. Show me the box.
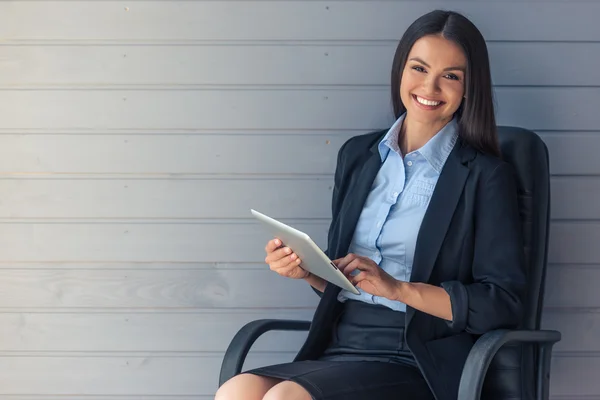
[482,126,552,399]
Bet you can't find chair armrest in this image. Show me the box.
[219,319,311,386]
[458,329,561,400]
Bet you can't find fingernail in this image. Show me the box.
[290,254,297,260]
[274,239,280,245]
[296,259,301,264]
[285,247,292,254]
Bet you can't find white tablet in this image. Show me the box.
[251,209,360,295]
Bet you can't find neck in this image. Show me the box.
[399,115,452,155]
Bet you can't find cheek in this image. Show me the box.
[399,72,417,100]
[443,83,465,108]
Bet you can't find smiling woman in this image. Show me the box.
[391,15,500,159]
[216,9,525,400]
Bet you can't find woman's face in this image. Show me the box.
[400,35,467,126]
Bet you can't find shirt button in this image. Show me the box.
[376,221,382,228]
[407,161,413,167]
[392,191,399,197]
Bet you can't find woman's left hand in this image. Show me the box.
[334,253,402,301]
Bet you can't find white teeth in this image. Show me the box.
[416,96,441,106]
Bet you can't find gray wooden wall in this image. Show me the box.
[0,1,598,398]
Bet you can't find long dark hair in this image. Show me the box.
[391,10,500,157]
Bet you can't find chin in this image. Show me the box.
[408,105,456,124]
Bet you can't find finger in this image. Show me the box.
[265,246,293,264]
[270,252,302,271]
[279,262,305,276]
[351,271,368,285]
[343,258,367,277]
[265,238,283,253]
[336,253,358,271]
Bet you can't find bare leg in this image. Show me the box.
[263,380,312,400]
[215,373,282,400]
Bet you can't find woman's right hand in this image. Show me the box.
[264,238,310,279]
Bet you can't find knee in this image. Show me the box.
[215,373,280,400]
[263,381,312,400]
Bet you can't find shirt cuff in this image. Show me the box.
[441,280,469,333]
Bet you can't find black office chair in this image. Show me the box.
[219,126,561,400]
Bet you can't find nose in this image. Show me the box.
[422,75,441,94]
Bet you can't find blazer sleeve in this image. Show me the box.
[441,162,527,334]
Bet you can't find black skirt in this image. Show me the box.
[245,300,434,400]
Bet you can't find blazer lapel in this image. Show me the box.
[406,141,474,325]
[334,141,383,259]
[324,138,383,297]
[410,142,471,284]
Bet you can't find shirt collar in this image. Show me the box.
[378,113,458,173]
[377,113,405,162]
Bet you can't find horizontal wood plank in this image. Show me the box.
[543,309,600,353]
[551,356,600,397]
[0,221,596,264]
[0,353,595,396]
[0,176,594,220]
[0,310,312,352]
[541,133,600,176]
[0,132,598,177]
[0,179,333,219]
[0,266,589,309]
[0,307,597,353]
[551,177,600,220]
[0,269,320,309]
[0,265,591,310]
[0,1,598,42]
[0,88,598,131]
[0,221,329,262]
[0,42,598,87]
[544,266,600,308]
[0,353,292,395]
[0,134,346,175]
[549,223,600,265]
[0,89,393,131]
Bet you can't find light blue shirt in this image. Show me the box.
[337,113,458,312]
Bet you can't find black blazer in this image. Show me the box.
[293,129,527,400]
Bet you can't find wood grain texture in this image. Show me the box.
[0,353,292,395]
[543,309,600,353]
[544,266,600,308]
[0,310,312,352]
[0,269,320,308]
[0,0,598,397]
[0,221,597,264]
[0,179,334,219]
[0,307,595,353]
[0,133,598,177]
[0,353,595,396]
[0,42,598,87]
[0,222,329,262]
[0,175,594,220]
[541,133,600,177]
[549,223,600,265]
[0,1,597,41]
[551,356,600,397]
[0,265,588,309]
[0,134,347,175]
[0,88,597,131]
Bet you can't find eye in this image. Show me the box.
[444,73,460,81]
[412,66,426,73]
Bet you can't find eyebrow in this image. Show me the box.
[409,57,466,72]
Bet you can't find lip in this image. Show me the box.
[412,94,445,110]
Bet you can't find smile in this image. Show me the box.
[413,95,443,107]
